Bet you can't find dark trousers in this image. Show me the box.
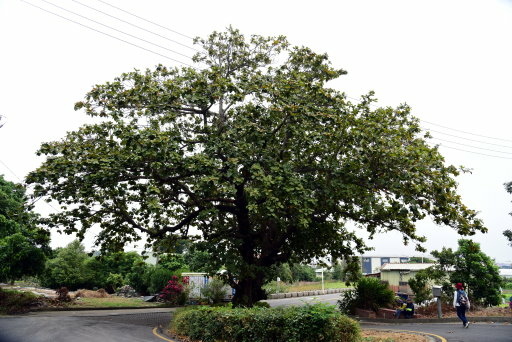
[456,305,468,325]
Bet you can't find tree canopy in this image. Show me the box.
[0,175,50,283]
[27,28,485,306]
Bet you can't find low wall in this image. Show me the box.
[267,288,350,300]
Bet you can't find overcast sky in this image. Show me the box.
[1,0,511,262]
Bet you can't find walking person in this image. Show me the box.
[453,282,470,328]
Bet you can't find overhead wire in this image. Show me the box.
[95,0,195,40]
[70,0,199,52]
[39,0,194,60]
[21,0,194,67]
[344,95,512,160]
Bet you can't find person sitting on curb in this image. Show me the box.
[394,297,406,318]
[404,298,415,318]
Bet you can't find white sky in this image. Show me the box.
[0,0,511,262]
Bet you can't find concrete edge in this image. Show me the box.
[268,287,350,300]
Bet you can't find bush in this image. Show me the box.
[201,277,228,304]
[0,287,42,314]
[337,289,358,315]
[171,303,361,342]
[338,277,394,313]
[263,281,289,295]
[253,301,270,308]
[55,287,72,302]
[146,266,175,294]
[159,276,190,305]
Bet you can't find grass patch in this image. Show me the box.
[71,297,162,308]
[286,281,352,292]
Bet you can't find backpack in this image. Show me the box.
[457,290,468,306]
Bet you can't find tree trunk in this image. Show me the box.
[231,276,267,307]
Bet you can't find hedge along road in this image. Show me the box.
[0,308,174,342]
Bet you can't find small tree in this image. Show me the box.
[432,239,502,306]
[40,240,93,290]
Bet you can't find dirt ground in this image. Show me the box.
[362,330,428,342]
[416,302,512,318]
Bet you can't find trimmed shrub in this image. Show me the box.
[338,277,395,314]
[200,277,228,304]
[171,303,361,342]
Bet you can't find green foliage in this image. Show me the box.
[331,263,344,281]
[341,256,363,284]
[201,277,228,304]
[183,247,211,273]
[262,281,289,295]
[291,264,317,282]
[0,287,42,314]
[0,175,50,283]
[340,277,395,313]
[337,289,358,315]
[407,256,435,263]
[40,240,93,290]
[408,266,447,304]
[28,28,486,306]
[157,253,188,273]
[171,303,361,342]
[271,263,294,283]
[146,265,175,294]
[432,239,503,306]
[105,273,124,292]
[253,301,270,308]
[126,259,151,295]
[502,277,512,290]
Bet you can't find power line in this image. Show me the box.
[345,95,512,149]
[425,129,512,149]
[71,0,199,52]
[39,0,194,60]
[21,0,194,67]
[434,144,512,160]
[95,0,195,40]
[430,137,512,155]
[422,119,512,143]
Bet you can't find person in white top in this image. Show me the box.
[453,282,470,328]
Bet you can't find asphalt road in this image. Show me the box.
[0,309,174,342]
[361,322,512,342]
[1,296,511,342]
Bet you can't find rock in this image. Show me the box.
[143,295,156,302]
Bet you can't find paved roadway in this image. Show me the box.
[361,321,512,342]
[0,309,174,342]
[1,295,511,342]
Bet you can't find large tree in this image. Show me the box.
[27,28,485,306]
[0,175,50,283]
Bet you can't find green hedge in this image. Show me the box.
[171,303,360,342]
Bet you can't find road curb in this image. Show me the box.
[357,316,512,324]
[363,328,446,342]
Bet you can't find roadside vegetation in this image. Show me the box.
[170,303,361,342]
